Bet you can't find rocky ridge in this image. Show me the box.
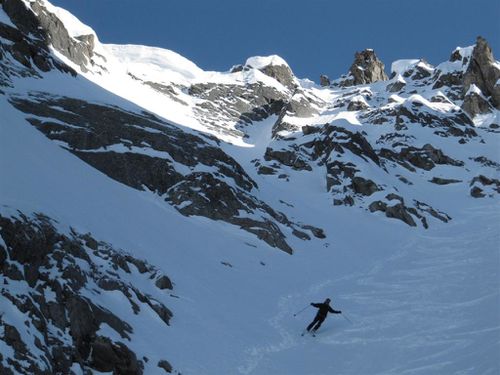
[1,0,499,241]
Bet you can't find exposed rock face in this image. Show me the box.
[345,49,389,86]
[188,82,288,134]
[0,211,174,374]
[9,94,323,254]
[271,90,323,137]
[380,143,464,172]
[463,36,500,108]
[264,147,312,171]
[462,88,493,117]
[401,60,433,82]
[432,46,472,99]
[433,36,500,110]
[263,110,468,228]
[247,61,297,91]
[1,0,96,73]
[28,0,96,71]
[0,0,75,86]
[362,100,476,139]
[386,78,406,93]
[350,176,380,196]
[469,175,500,197]
[347,96,370,111]
[369,200,417,227]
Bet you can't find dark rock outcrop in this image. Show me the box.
[189,82,288,134]
[432,47,470,95]
[347,97,369,111]
[469,175,500,197]
[368,195,450,228]
[380,144,464,172]
[320,74,330,87]
[0,211,174,375]
[429,177,462,185]
[248,61,297,91]
[270,90,322,137]
[362,101,475,138]
[1,0,96,74]
[90,336,142,375]
[350,176,380,196]
[28,0,96,71]
[158,360,173,373]
[463,36,500,108]
[0,0,75,86]
[462,87,493,117]
[10,94,323,253]
[264,148,312,171]
[345,49,388,86]
[386,78,406,93]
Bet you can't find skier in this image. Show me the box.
[305,298,341,333]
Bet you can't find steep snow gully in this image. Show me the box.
[0,1,499,374]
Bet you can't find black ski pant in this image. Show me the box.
[307,314,326,331]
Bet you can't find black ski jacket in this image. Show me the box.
[311,302,341,318]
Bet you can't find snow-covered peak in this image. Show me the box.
[390,59,434,77]
[104,44,205,84]
[453,45,475,60]
[436,45,474,74]
[391,59,420,75]
[245,54,290,69]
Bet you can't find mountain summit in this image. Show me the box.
[1,1,499,374]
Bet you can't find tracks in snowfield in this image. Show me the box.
[238,204,500,374]
[237,295,299,374]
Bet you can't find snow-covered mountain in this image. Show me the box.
[1,1,499,374]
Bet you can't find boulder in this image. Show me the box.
[429,177,462,185]
[350,176,380,196]
[470,186,485,198]
[155,275,173,290]
[158,360,173,373]
[385,204,417,227]
[90,336,143,375]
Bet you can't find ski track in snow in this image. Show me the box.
[237,205,500,375]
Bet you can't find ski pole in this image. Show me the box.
[342,313,353,324]
[293,305,310,317]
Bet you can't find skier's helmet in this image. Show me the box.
[325,298,331,303]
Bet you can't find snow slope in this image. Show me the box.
[2,89,499,373]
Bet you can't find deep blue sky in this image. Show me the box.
[51,0,500,82]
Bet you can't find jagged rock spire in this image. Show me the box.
[320,74,331,87]
[463,36,500,109]
[346,49,389,86]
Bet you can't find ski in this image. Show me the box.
[301,330,316,337]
